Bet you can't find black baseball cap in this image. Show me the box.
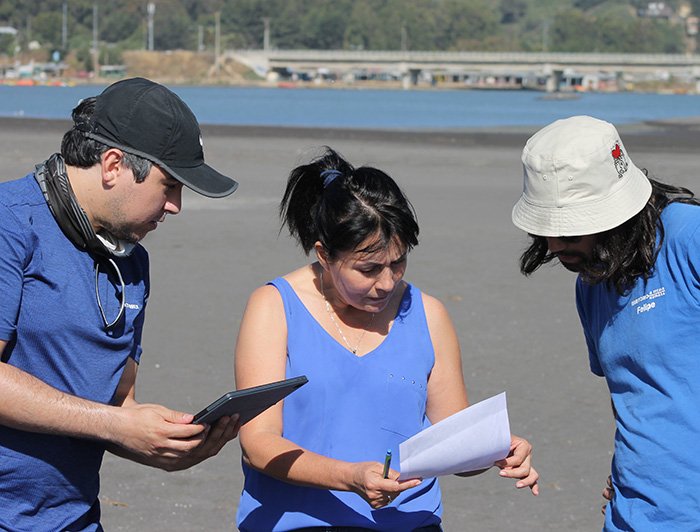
[76,77,238,198]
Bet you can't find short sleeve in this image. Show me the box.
[0,202,29,341]
[130,308,145,364]
[128,246,149,364]
[684,221,700,300]
[576,277,604,377]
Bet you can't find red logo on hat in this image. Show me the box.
[611,142,628,179]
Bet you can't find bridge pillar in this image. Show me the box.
[401,68,421,89]
[546,70,563,92]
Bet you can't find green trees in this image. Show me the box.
[691,0,700,17]
[548,5,686,53]
[31,11,63,47]
[0,0,694,55]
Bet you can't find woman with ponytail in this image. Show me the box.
[235,147,538,532]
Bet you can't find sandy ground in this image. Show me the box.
[2,116,700,532]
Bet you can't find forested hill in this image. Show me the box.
[1,0,698,59]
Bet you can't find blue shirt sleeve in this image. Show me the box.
[129,247,149,364]
[682,218,700,303]
[575,276,604,377]
[0,202,29,341]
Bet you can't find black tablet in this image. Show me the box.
[191,376,308,425]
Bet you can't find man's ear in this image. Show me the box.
[101,149,125,188]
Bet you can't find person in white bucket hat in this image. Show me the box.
[512,115,700,531]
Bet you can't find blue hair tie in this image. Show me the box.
[320,170,342,188]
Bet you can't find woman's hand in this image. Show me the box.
[602,475,613,515]
[495,435,539,495]
[348,461,422,509]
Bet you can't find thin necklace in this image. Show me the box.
[320,269,375,354]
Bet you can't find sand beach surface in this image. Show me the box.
[1,116,699,531]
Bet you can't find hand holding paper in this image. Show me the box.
[398,392,511,480]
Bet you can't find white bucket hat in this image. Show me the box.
[512,115,652,237]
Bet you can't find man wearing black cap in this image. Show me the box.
[0,78,239,531]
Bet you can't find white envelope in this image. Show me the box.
[398,392,511,480]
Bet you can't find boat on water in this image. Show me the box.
[538,91,581,101]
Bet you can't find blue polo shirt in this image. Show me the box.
[0,174,149,532]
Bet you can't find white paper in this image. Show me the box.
[398,392,511,480]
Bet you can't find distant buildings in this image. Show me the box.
[640,2,675,19]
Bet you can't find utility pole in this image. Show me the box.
[401,21,407,52]
[147,2,155,51]
[215,11,220,73]
[198,24,203,52]
[262,17,271,51]
[62,3,67,50]
[92,3,99,76]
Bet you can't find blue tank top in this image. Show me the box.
[237,278,443,532]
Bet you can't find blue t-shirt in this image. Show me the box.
[0,174,149,532]
[576,202,700,531]
[237,278,442,532]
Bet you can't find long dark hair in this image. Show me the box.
[280,147,419,260]
[519,176,699,295]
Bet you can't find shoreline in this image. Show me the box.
[3,115,700,152]
[2,76,698,96]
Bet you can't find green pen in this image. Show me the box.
[382,449,392,479]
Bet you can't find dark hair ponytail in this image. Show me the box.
[280,147,419,260]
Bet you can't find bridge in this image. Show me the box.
[227,49,700,91]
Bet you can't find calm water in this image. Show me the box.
[0,84,698,129]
